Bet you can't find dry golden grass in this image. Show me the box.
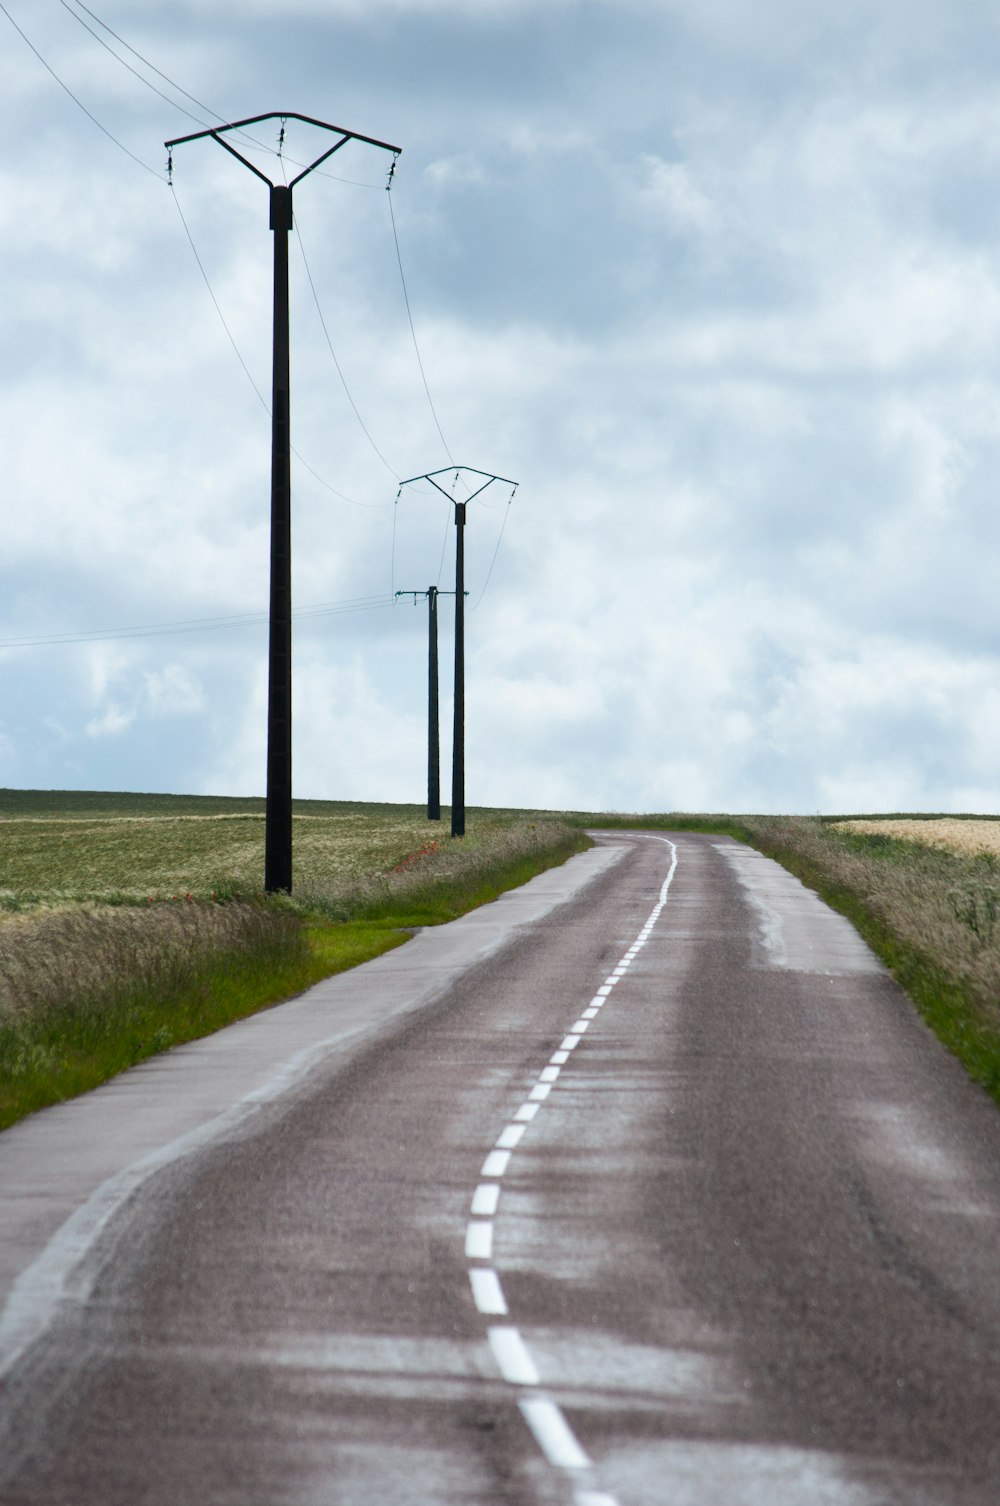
[833,818,1000,859]
[0,901,298,1028]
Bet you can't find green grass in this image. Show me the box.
[0,792,589,1130]
[569,811,1000,1108]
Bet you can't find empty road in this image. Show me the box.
[1,831,999,1504]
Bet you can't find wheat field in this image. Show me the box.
[833,817,1000,859]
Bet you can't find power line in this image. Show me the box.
[0,1,161,178]
[471,488,516,610]
[293,213,401,480]
[386,184,456,466]
[57,0,207,129]
[0,594,395,651]
[170,182,269,412]
[70,0,222,125]
[67,2,384,188]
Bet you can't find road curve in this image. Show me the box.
[1,832,1000,1504]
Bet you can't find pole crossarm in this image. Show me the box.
[394,590,465,599]
[165,113,401,193]
[399,466,518,506]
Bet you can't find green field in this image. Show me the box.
[0,790,588,1129]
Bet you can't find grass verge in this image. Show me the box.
[571,812,1000,1108]
[0,803,589,1131]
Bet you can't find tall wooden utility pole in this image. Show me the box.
[166,114,401,892]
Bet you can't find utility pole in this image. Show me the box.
[398,469,517,838]
[166,113,401,893]
[396,587,466,821]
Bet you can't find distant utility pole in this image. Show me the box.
[395,587,466,821]
[166,113,401,894]
[398,469,517,838]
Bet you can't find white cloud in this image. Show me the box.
[3,0,1000,813]
[632,155,719,238]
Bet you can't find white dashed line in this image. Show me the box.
[481,1150,511,1178]
[488,1326,540,1386]
[466,835,679,1506]
[472,1184,500,1216]
[465,1221,493,1260]
[470,1269,507,1315]
[520,1396,592,1469]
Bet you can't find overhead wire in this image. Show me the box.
[57,0,207,128]
[277,136,401,487]
[471,486,517,609]
[67,1,383,186]
[0,2,161,178]
[386,180,456,467]
[293,214,401,481]
[0,595,396,652]
[169,181,269,414]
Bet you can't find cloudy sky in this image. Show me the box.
[2,0,1000,815]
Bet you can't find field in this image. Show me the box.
[0,790,569,907]
[0,790,588,1129]
[833,816,1000,859]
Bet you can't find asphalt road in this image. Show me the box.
[2,832,1000,1505]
